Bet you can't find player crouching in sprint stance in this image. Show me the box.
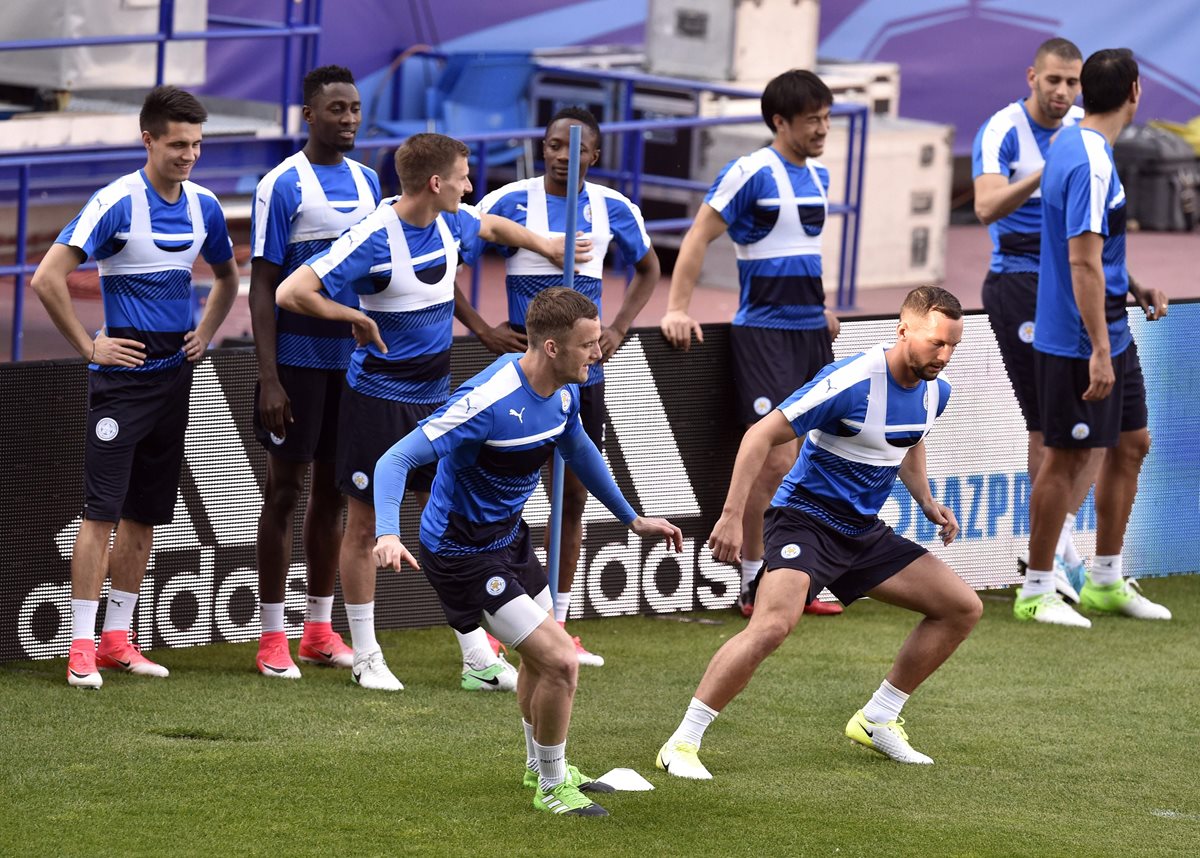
[374,288,683,816]
[659,286,982,777]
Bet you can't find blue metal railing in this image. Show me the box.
[0,46,866,361]
[0,0,322,361]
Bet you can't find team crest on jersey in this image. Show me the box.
[753,396,772,416]
[1018,321,1035,344]
[561,389,571,412]
[781,543,801,560]
[1071,423,1090,440]
[95,418,119,442]
[583,203,592,224]
[352,471,370,490]
[486,575,507,596]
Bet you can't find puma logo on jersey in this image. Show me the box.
[509,408,525,423]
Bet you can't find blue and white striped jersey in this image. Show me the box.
[774,345,951,534]
[479,177,651,387]
[704,147,830,330]
[252,153,380,369]
[56,169,233,373]
[1035,125,1130,360]
[412,354,634,554]
[972,100,1084,273]
[308,199,481,403]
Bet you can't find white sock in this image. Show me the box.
[863,678,909,724]
[1054,513,1074,559]
[345,601,378,653]
[306,594,334,624]
[1022,568,1055,597]
[535,739,567,791]
[523,720,537,772]
[670,697,719,748]
[71,599,98,642]
[553,591,572,624]
[1060,513,1084,568]
[102,588,138,633]
[260,602,285,634]
[456,627,498,670]
[1092,554,1123,586]
[740,558,762,592]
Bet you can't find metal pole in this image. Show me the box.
[545,124,581,602]
[155,0,175,86]
[11,165,30,361]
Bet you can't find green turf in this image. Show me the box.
[3,575,1199,857]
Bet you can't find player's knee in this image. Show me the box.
[545,642,579,689]
[264,470,304,514]
[307,478,344,519]
[1120,430,1151,465]
[959,591,984,631]
[748,616,792,655]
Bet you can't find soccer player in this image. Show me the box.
[973,39,1090,600]
[477,106,661,666]
[373,287,683,816]
[30,86,239,688]
[659,70,842,618]
[276,133,586,692]
[1019,49,1171,627]
[658,287,982,777]
[248,66,381,680]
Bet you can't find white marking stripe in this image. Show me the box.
[755,196,827,205]
[1081,129,1113,234]
[484,421,566,448]
[781,356,872,422]
[841,419,931,432]
[422,362,522,442]
[410,247,447,266]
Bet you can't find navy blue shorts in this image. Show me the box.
[253,364,344,463]
[1035,343,1148,449]
[758,506,927,605]
[730,325,833,424]
[982,270,1041,432]
[335,385,438,503]
[577,381,606,447]
[419,522,548,634]
[83,362,192,525]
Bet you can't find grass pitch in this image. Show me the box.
[3,575,1198,857]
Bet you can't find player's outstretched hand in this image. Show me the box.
[707,513,743,565]
[547,232,594,271]
[1132,283,1169,321]
[631,516,683,553]
[90,333,146,368]
[660,309,703,351]
[1083,350,1114,401]
[351,311,387,353]
[374,535,420,571]
[257,377,293,438]
[921,501,959,546]
[479,321,527,355]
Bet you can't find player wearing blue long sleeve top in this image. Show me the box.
[374,287,682,818]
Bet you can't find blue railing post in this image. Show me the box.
[545,124,582,602]
[156,0,175,86]
[11,165,30,362]
[469,143,491,308]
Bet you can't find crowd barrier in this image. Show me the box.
[3,306,1196,662]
